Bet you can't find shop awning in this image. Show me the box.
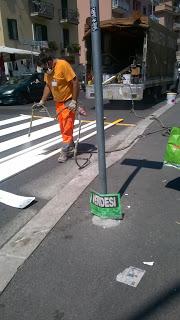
[0,46,40,56]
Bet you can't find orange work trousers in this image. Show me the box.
[55,101,75,146]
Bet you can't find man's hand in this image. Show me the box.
[65,99,77,111]
[33,100,45,109]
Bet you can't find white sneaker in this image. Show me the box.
[58,150,68,163]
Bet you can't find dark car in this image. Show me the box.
[0,73,45,105]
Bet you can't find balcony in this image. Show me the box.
[112,0,130,14]
[61,43,80,55]
[173,22,180,30]
[174,6,180,15]
[29,0,54,19]
[155,2,173,14]
[176,50,180,60]
[59,8,79,25]
[23,40,49,50]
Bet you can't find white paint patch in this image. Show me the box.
[0,190,35,208]
[116,266,146,287]
[92,216,121,228]
[143,261,154,266]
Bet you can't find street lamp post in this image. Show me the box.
[151,0,154,18]
[90,0,107,194]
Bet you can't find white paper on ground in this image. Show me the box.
[116,266,146,287]
[0,190,35,208]
[143,261,154,266]
[92,216,121,228]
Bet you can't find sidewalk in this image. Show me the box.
[0,102,179,320]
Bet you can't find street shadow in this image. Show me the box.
[77,142,97,154]
[165,177,180,191]
[119,158,163,196]
[115,281,180,320]
[89,95,166,111]
[23,199,37,209]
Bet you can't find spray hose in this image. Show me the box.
[29,101,171,170]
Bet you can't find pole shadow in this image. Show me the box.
[114,281,180,320]
[165,177,180,192]
[119,158,163,196]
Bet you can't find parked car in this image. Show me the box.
[0,73,45,105]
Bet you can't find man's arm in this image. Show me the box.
[40,84,51,104]
[71,76,80,102]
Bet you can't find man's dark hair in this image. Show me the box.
[37,53,54,66]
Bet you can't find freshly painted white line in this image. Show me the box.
[0,119,80,153]
[0,122,59,153]
[0,190,35,208]
[0,121,115,182]
[0,117,54,137]
[0,121,95,164]
[0,114,31,127]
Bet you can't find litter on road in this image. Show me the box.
[116,266,146,287]
[0,190,35,208]
[92,216,121,228]
[143,261,154,266]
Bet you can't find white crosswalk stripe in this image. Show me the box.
[0,114,116,182]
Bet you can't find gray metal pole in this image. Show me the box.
[90,0,107,193]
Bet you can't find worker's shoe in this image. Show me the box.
[67,142,75,157]
[58,150,68,163]
[58,142,75,162]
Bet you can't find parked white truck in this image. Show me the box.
[84,15,177,101]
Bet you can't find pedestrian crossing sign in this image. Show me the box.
[90,191,122,220]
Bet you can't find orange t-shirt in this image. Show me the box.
[44,59,76,102]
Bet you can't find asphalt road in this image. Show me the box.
[0,92,170,248]
[0,96,179,320]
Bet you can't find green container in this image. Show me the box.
[164,127,180,169]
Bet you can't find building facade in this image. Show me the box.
[0,0,79,75]
[77,0,159,66]
[155,0,180,62]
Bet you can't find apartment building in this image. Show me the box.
[155,0,180,62]
[0,0,79,75]
[77,0,159,66]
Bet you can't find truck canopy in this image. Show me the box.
[83,15,149,39]
[84,15,177,82]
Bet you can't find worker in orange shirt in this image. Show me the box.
[37,52,86,163]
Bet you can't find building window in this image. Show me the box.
[7,19,18,40]
[143,6,147,15]
[61,0,68,19]
[34,24,48,41]
[133,0,141,11]
[63,28,69,48]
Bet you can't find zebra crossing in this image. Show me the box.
[0,114,120,183]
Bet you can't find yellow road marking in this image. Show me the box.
[31,117,136,127]
[81,119,136,127]
[111,118,124,125]
[115,123,136,127]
